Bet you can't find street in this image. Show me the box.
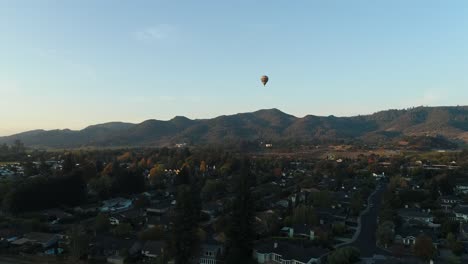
[347,181,389,257]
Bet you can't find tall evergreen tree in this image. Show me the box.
[62,154,75,174]
[172,184,199,264]
[226,158,255,264]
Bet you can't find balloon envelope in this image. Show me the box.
[260,75,269,86]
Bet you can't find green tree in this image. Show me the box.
[23,160,38,176]
[201,179,225,201]
[12,139,25,154]
[288,205,318,226]
[350,192,364,216]
[38,158,52,176]
[140,226,165,241]
[376,221,395,248]
[309,191,334,208]
[68,225,89,262]
[327,247,360,264]
[447,232,464,256]
[113,223,133,237]
[94,213,110,233]
[62,154,75,174]
[332,222,347,236]
[172,185,200,264]
[89,175,112,199]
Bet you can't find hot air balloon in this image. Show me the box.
[260,75,269,86]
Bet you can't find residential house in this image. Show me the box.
[109,216,123,225]
[438,195,462,205]
[0,228,20,243]
[119,209,147,227]
[461,224,468,240]
[397,208,433,224]
[101,198,132,213]
[316,207,348,222]
[142,240,165,259]
[454,205,468,222]
[197,241,224,264]
[438,195,462,211]
[12,232,60,248]
[394,227,438,247]
[146,214,171,230]
[280,224,315,240]
[253,240,329,264]
[90,235,136,258]
[107,255,125,264]
[42,208,73,224]
[74,203,100,214]
[202,201,224,218]
[147,199,173,215]
[455,184,468,195]
[333,191,351,208]
[372,172,386,179]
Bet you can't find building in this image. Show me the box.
[454,205,468,222]
[397,208,433,224]
[253,240,329,264]
[101,198,132,213]
[197,242,224,264]
[141,240,165,259]
[12,232,60,248]
[394,227,438,247]
[280,224,315,240]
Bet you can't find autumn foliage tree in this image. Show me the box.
[414,234,435,261]
[149,164,165,185]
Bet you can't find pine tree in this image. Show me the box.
[172,185,200,264]
[226,158,255,264]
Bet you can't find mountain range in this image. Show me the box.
[1,106,468,149]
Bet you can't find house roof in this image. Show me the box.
[291,224,313,235]
[454,205,468,215]
[119,208,145,219]
[23,232,59,245]
[439,195,461,201]
[142,240,164,255]
[397,208,431,219]
[255,240,329,262]
[92,235,135,251]
[396,226,437,241]
[0,228,20,240]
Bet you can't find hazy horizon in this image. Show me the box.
[2,105,467,137]
[2,1,468,136]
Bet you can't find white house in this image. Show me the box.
[253,240,329,264]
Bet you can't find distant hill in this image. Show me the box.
[1,106,468,149]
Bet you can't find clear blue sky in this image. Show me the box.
[1,0,468,135]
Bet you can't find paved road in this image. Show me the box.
[347,181,389,257]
